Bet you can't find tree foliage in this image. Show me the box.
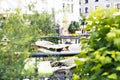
[68,21,80,33]
[74,8,120,80]
[0,8,55,79]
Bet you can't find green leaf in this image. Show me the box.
[101,56,112,64]
[115,52,120,61]
[75,59,85,67]
[114,38,120,50]
[107,32,116,42]
[116,66,120,71]
[73,74,80,80]
[102,72,109,76]
[111,51,116,59]
[91,64,102,71]
[108,73,117,79]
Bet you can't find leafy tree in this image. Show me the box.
[25,11,55,35]
[73,8,120,80]
[0,8,55,79]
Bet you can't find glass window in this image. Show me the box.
[67,4,70,12]
[85,0,88,3]
[95,0,99,2]
[106,4,110,8]
[79,1,81,5]
[85,7,88,13]
[71,4,74,13]
[63,3,65,8]
[63,3,65,12]
[79,8,81,13]
[117,3,120,9]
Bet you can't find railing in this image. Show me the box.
[30,51,80,57]
[40,34,90,44]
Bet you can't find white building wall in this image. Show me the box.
[79,0,120,17]
[69,0,79,22]
[47,0,80,28]
[0,0,80,28]
[53,0,64,27]
[62,0,80,27]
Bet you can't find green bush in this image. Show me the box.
[73,8,120,80]
[68,21,80,33]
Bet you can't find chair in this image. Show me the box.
[37,57,86,80]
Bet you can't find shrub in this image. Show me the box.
[73,8,120,80]
[68,21,80,33]
[0,8,55,79]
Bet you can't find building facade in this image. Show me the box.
[79,0,120,16]
[0,0,120,27]
[0,0,80,28]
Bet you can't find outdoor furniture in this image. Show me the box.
[36,56,86,80]
[33,40,81,57]
[28,35,88,79]
[35,40,70,52]
[29,51,81,80]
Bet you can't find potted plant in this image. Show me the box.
[68,21,80,33]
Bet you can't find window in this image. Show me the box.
[79,1,81,5]
[117,3,120,9]
[85,0,88,3]
[63,3,74,13]
[67,4,70,12]
[106,4,110,8]
[63,3,65,11]
[85,7,88,13]
[71,4,74,13]
[63,3,65,8]
[95,0,99,2]
[79,8,81,13]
